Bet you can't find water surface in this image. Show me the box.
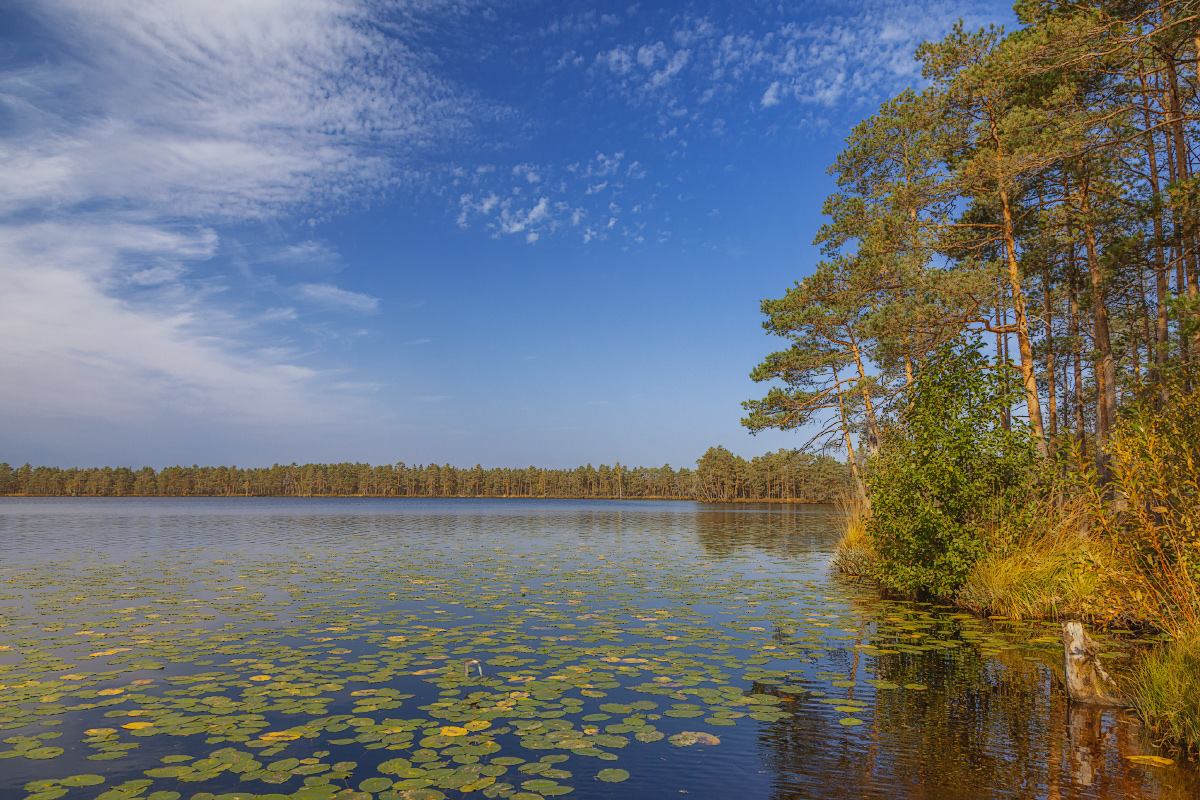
[0,498,1194,800]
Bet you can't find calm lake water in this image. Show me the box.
[0,498,1195,800]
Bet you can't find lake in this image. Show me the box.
[0,498,1194,800]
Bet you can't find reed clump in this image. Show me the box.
[1134,631,1200,751]
[1091,382,1200,637]
[956,493,1135,623]
[831,491,875,578]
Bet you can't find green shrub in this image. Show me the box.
[867,338,1041,597]
[1090,378,1200,637]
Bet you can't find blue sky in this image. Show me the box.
[0,0,1013,470]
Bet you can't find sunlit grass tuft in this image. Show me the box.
[1133,630,1200,753]
[957,533,1130,622]
[831,491,875,578]
[956,489,1142,623]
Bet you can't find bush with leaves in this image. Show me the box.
[867,337,1043,597]
[1086,376,1200,636]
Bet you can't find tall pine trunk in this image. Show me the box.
[1079,172,1116,479]
[999,184,1048,457]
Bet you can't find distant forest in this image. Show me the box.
[0,447,850,502]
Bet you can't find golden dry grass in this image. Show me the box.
[956,520,1134,622]
[831,491,875,577]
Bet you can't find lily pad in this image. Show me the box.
[597,768,630,782]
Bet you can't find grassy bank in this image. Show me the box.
[828,345,1200,753]
[832,495,1199,754]
[832,493,1139,624]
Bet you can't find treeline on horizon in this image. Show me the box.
[0,447,851,502]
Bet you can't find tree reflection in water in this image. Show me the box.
[749,612,1198,799]
[695,504,843,560]
[687,504,1197,798]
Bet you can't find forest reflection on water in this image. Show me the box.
[0,498,1194,800]
[702,504,1199,800]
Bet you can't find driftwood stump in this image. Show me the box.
[1062,621,1127,707]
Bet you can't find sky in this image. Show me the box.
[0,0,1015,470]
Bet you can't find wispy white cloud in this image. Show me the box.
[261,241,345,271]
[296,283,380,314]
[512,163,542,184]
[472,0,1006,251]
[453,150,651,244]
[0,0,476,437]
[761,80,782,108]
[2,2,472,219]
[580,1,1003,120]
[537,10,621,38]
[595,43,691,96]
[0,219,326,426]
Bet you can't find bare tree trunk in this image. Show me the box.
[1000,187,1048,456]
[1165,57,1200,355]
[834,366,866,501]
[996,287,1010,431]
[847,329,881,457]
[1139,68,1171,391]
[1069,250,1086,449]
[1044,269,1058,456]
[1160,80,1190,389]
[1079,173,1116,479]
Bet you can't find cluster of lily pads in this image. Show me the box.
[0,508,1145,800]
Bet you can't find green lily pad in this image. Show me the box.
[24,747,65,760]
[597,768,630,782]
[359,777,393,792]
[522,778,573,795]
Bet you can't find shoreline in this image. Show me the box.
[0,493,836,503]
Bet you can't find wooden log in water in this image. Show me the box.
[1062,620,1128,707]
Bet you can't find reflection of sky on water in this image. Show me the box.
[0,498,1194,799]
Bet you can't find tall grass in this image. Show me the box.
[956,492,1138,622]
[831,491,875,577]
[1134,631,1200,752]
